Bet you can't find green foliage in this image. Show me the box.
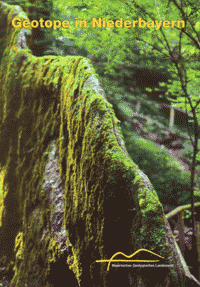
[98,73,200,207]
[182,141,195,163]
[184,209,192,219]
[121,121,200,206]
[4,0,53,17]
[4,0,54,56]
[53,0,171,80]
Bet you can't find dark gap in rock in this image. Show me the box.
[47,250,79,287]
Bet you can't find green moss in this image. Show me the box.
[69,247,82,286]
[14,232,23,260]
[0,2,93,285]
[59,77,177,282]
[0,167,6,227]
[0,1,181,286]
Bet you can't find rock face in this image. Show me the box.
[0,1,200,286]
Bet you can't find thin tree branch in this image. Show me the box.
[171,0,200,45]
[174,26,200,50]
[185,95,195,147]
[194,99,200,110]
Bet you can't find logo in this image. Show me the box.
[96,248,164,271]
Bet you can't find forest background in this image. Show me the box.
[2,0,200,219]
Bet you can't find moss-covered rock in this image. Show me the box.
[0,1,199,286]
